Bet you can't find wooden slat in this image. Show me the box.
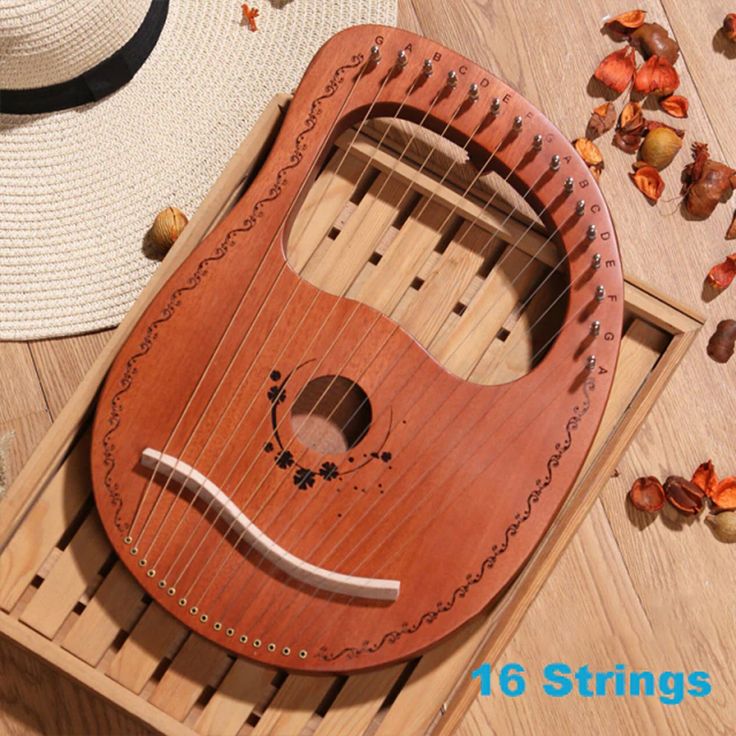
[312,664,404,736]
[148,634,232,722]
[19,512,110,638]
[250,675,335,736]
[0,434,90,611]
[107,602,188,694]
[194,659,274,736]
[62,562,145,666]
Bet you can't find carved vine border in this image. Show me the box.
[316,378,596,662]
[100,54,365,532]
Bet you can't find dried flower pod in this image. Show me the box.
[692,460,719,500]
[148,207,188,254]
[633,55,680,96]
[644,120,685,138]
[639,126,683,170]
[574,138,603,167]
[706,254,736,290]
[723,14,736,42]
[628,476,665,512]
[664,475,705,515]
[613,102,647,154]
[727,211,736,240]
[631,165,665,202]
[587,102,617,139]
[682,143,736,219]
[659,94,688,118]
[706,511,736,542]
[594,47,637,94]
[707,319,736,363]
[713,477,736,510]
[630,22,680,64]
[604,9,647,32]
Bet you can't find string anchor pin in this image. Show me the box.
[575,199,586,216]
[590,320,601,337]
[422,58,433,76]
[490,97,501,115]
[370,45,381,63]
[533,134,543,150]
[550,154,561,171]
[592,253,602,269]
[513,115,523,130]
[468,82,479,100]
[447,70,458,87]
[396,49,408,68]
[595,284,606,302]
[587,223,597,241]
[586,355,597,371]
[563,176,574,193]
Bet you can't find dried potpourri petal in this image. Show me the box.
[633,55,680,96]
[682,143,736,219]
[706,254,736,290]
[628,476,665,512]
[691,459,719,499]
[613,101,647,154]
[574,138,603,167]
[723,14,736,42]
[594,47,637,94]
[630,22,680,64]
[604,9,647,33]
[644,119,685,138]
[631,165,665,201]
[713,477,736,510]
[728,211,736,240]
[587,101,617,139]
[659,94,689,118]
[664,475,705,515]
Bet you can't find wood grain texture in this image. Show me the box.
[0,0,732,732]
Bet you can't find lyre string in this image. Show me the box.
[138,54,406,568]
[186,113,571,612]
[146,59,447,580]
[169,81,472,594]
[262,288,599,647]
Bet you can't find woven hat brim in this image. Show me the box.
[0,1,397,339]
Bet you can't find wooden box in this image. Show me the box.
[0,95,702,735]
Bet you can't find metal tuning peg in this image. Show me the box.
[468,82,479,101]
[533,134,543,150]
[396,49,408,68]
[590,320,601,337]
[586,355,597,371]
[550,154,561,171]
[563,176,574,193]
[490,97,501,115]
[587,223,597,241]
[422,58,433,76]
[447,70,458,88]
[370,45,381,64]
[592,253,602,269]
[575,199,586,216]
[595,284,605,302]
[512,115,523,131]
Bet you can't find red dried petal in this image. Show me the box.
[706,254,736,290]
[664,476,705,515]
[630,165,665,201]
[659,94,689,118]
[634,55,680,96]
[574,137,604,167]
[728,211,736,240]
[691,460,719,500]
[587,102,617,138]
[594,47,637,94]
[713,477,736,510]
[628,476,665,512]
[723,13,736,42]
[605,9,647,30]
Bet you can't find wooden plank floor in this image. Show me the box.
[1,1,734,733]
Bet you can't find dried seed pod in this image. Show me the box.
[705,511,736,543]
[659,94,688,118]
[723,14,736,42]
[587,102,617,139]
[633,55,680,96]
[706,254,736,291]
[664,475,705,515]
[691,459,719,499]
[707,319,736,363]
[148,207,188,254]
[604,9,647,33]
[727,211,736,240]
[594,47,637,94]
[682,143,736,219]
[639,126,683,170]
[628,476,665,512]
[574,138,603,167]
[713,477,736,510]
[630,22,680,64]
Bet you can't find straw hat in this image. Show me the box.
[0,0,396,339]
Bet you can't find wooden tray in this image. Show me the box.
[0,95,702,735]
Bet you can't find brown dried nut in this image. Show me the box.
[691,460,719,500]
[604,9,647,33]
[630,165,665,202]
[664,475,705,515]
[628,476,665,512]
[707,319,736,363]
[723,14,736,42]
[639,126,683,170]
[587,102,617,139]
[148,207,188,254]
[706,254,736,291]
[659,94,688,118]
[630,22,680,64]
[594,47,637,94]
[682,143,736,219]
[706,511,736,542]
[713,477,736,510]
[633,55,680,96]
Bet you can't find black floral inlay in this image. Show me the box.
[264,365,394,491]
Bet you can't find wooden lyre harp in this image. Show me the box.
[91,25,623,673]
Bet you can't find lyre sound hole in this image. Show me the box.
[290,375,372,454]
